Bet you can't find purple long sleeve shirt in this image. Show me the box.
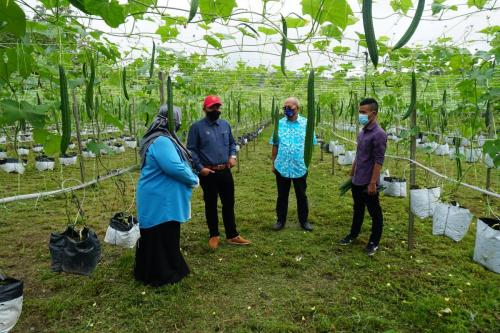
[352,122,387,186]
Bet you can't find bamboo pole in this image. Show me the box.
[408,107,417,251]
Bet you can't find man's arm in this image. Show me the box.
[367,133,387,195]
[271,144,278,173]
[228,124,237,168]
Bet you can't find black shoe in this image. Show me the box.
[339,234,356,245]
[365,242,379,256]
[300,221,313,231]
[273,221,285,231]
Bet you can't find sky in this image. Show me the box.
[26,0,500,71]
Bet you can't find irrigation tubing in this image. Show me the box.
[330,131,500,199]
[0,165,138,205]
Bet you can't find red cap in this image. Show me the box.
[203,95,222,108]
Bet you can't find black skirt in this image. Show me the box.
[134,221,189,287]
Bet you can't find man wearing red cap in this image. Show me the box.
[187,95,251,249]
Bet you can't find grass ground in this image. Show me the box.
[0,126,499,333]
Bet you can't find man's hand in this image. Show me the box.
[228,157,237,168]
[367,182,377,195]
[199,168,215,176]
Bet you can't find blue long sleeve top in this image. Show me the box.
[136,136,199,229]
[186,118,237,171]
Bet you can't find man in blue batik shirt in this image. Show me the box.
[269,97,317,231]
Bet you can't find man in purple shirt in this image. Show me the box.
[340,98,387,256]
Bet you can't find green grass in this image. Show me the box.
[0,127,499,333]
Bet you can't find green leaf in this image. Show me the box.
[320,24,342,42]
[467,0,487,9]
[0,0,26,37]
[333,45,350,54]
[104,113,124,131]
[44,133,62,156]
[301,0,353,30]
[479,26,500,35]
[86,139,113,155]
[0,99,47,128]
[203,35,222,49]
[155,25,180,42]
[258,26,278,35]
[85,0,126,28]
[313,40,330,51]
[285,17,308,28]
[390,0,413,14]
[199,0,237,23]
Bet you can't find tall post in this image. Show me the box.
[72,90,85,183]
[485,101,494,199]
[132,98,138,164]
[408,102,417,250]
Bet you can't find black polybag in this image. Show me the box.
[0,276,23,303]
[109,212,137,232]
[49,226,101,276]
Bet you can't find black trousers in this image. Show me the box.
[199,169,238,239]
[349,184,384,245]
[275,171,309,225]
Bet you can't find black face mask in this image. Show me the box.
[206,111,221,122]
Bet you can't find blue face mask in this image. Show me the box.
[284,107,295,117]
[358,114,369,126]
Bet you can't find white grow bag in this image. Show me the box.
[464,148,482,163]
[59,154,77,166]
[35,157,55,171]
[473,218,500,274]
[32,145,43,153]
[124,140,137,149]
[432,203,473,241]
[330,145,345,157]
[484,154,497,169]
[410,187,441,219]
[104,213,140,248]
[112,144,125,154]
[338,151,355,166]
[0,277,23,333]
[16,148,29,156]
[434,144,450,156]
[82,150,96,158]
[0,151,7,159]
[0,159,25,174]
[383,177,407,197]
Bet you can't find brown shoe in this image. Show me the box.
[208,236,220,249]
[226,235,251,245]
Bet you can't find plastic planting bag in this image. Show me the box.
[332,145,345,157]
[410,186,441,219]
[473,218,500,273]
[432,202,473,241]
[464,148,482,163]
[0,275,23,333]
[338,151,355,166]
[0,159,25,174]
[434,144,450,156]
[383,177,407,197]
[49,226,101,276]
[104,212,140,248]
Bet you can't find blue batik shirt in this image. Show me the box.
[269,115,317,178]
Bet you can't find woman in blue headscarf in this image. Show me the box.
[135,105,199,286]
